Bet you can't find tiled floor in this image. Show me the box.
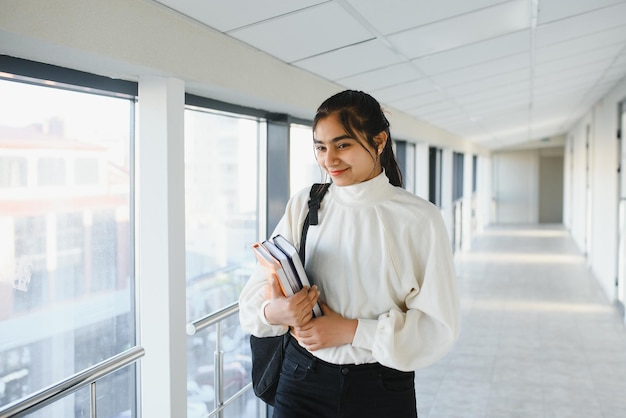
[415,224,626,418]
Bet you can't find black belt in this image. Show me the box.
[286,335,414,377]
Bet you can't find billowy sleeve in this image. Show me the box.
[238,190,309,337]
[351,206,461,371]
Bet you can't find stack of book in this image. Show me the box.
[252,234,323,317]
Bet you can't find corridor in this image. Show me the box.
[416,224,626,418]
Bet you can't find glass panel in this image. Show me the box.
[0,78,135,412]
[223,389,261,418]
[94,366,137,418]
[184,105,261,417]
[22,385,90,418]
[405,143,415,193]
[187,315,251,413]
[289,124,322,196]
[184,107,260,321]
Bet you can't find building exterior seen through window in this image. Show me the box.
[289,123,322,196]
[184,106,263,417]
[0,77,135,417]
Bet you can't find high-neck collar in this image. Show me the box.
[331,171,395,207]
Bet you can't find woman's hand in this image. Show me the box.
[263,274,320,327]
[293,303,357,351]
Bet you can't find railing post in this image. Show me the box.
[215,321,224,418]
[90,381,97,418]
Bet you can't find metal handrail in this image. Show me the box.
[186,301,239,336]
[0,345,145,418]
[186,302,248,418]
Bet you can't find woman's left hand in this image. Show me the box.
[293,303,357,351]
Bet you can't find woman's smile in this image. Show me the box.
[329,168,348,177]
[313,114,382,186]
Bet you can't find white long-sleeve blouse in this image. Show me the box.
[239,172,460,371]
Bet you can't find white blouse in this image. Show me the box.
[239,172,460,371]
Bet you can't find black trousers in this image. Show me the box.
[273,338,418,418]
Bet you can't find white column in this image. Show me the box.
[441,148,454,237]
[462,153,474,251]
[137,76,187,418]
[415,142,429,200]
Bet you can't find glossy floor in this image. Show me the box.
[416,224,626,418]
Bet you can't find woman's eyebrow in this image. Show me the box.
[313,134,353,144]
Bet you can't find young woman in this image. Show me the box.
[239,90,460,417]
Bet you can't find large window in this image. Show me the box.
[289,124,322,196]
[184,106,263,417]
[0,75,135,417]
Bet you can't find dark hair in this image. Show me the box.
[313,90,403,187]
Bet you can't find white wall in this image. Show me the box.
[492,150,539,223]
[565,75,626,301]
[565,115,593,256]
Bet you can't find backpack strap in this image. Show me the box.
[299,183,330,264]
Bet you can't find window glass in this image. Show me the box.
[0,77,135,416]
[37,157,66,185]
[184,105,262,416]
[289,124,322,196]
[405,142,416,194]
[0,156,27,187]
[184,106,261,320]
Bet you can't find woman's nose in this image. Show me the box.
[325,148,337,165]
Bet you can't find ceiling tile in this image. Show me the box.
[533,63,614,91]
[431,52,529,87]
[537,0,626,24]
[336,63,423,92]
[387,90,448,111]
[387,0,530,59]
[536,29,626,64]
[412,30,530,75]
[293,39,405,81]
[536,2,626,47]
[444,69,529,97]
[370,78,437,103]
[154,0,325,32]
[455,81,530,106]
[413,101,463,118]
[534,46,620,76]
[345,0,505,35]
[229,3,373,62]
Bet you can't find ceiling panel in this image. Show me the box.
[537,0,626,24]
[155,0,325,32]
[370,78,438,103]
[455,82,530,107]
[430,53,530,88]
[412,101,464,118]
[534,47,620,76]
[336,63,422,92]
[387,0,530,59]
[536,2,626,47]
[345,0,506,35]
[229,3,373,62]
[444,70,529,97]
[386,91,448,111]
[535,24,626,63]
[412,30,530,75]
[293,39,404,80]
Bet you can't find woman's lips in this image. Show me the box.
[329,168,348,176]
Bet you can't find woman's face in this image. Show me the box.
[313,114,383,187]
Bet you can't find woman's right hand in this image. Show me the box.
[263,274,320,327]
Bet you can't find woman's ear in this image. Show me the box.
[374,131,388,154]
